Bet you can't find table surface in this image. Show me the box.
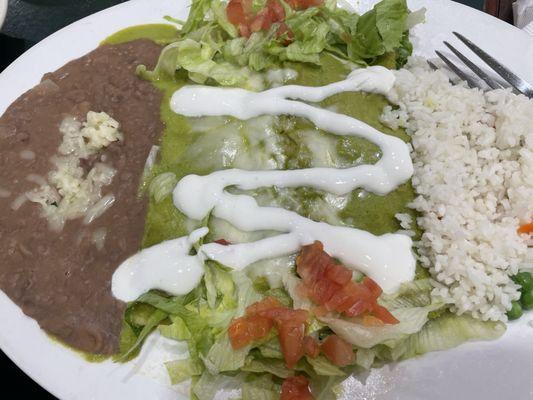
[0,0,492,399]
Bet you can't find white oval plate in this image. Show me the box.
[1,0,533,399]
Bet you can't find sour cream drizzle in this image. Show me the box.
[112,228,208,302]
[112,66,416,302]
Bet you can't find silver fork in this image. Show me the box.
[433,32,533,99]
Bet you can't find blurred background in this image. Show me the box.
[0,0,518,398]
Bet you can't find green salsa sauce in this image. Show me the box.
[103,23,421,249]
[102,24,180,45]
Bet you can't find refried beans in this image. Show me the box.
[0,39,164,355]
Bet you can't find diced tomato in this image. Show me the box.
[325,282,370,314]
[320,335,354,367]
[276,22,294,45]
[250,11,268,32]
[238,24,252,38]
[285,0,297,8]
[342,283,372,313]
[230,298,310,369]
[308,278,341,305]
[280,376,314,400]
[229,297,282,349]
[372,304,399,325]
[214,238,231,246]
[326,263,353,286]
[286,0,323,10]
[518,222,533,235]
[296,282,310,298]
[278,320,306,369]
[296,241,398,325]
[228,314,273,349]
[253,0,285,31]
[255,308,308,369]
[226,0,323,39]
[296,242,329,284]
[344,299,371,317]
[226,0,249,25]
[258,307,309,325]
[228,317,253,349]
[247,314,274,338]
[324,288,355,312]
[229,297,287,349]
[311,305,327,317]
[268,0,286,21]
[297,242,338,287]
[362,315,385,327]
[344,280,371,299]
[259,307,308,368]
[226,0,293,39]
[303,336,320,358]
[246,296,282,315]
[362,276,383,298]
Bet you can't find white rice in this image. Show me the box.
[382,58,533,322]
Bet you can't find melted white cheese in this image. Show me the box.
[112,66,416,302]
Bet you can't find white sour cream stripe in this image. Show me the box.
[171,66,411,202]
[112,66,416,302]
[112,228,208,302]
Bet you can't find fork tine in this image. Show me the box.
[427,60,439,71]
[453,32,533,97]
[443,41,502,90]
[435,51,480,89]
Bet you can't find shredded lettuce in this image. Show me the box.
[149,172,177,203]
[379,278,434,309]
[242,374,282,400]
[116,320,138,359]
[193,372,245,400]
[258,338,284,359]
[114,1,505,398]
[320,302,443,349]
[119,267,237,366]
[242,356,293,378]
[204,262,237,310]
[138,0,420,87]
[233,270,264,315]
[203,333,252,373]
[193,372,281,400]
[307,356,345,377]
[138,37,263,89]
[388,313,506,361]
[315,278,444,349]
[118,260,505,399]
[282,270,313,310]
[375,0,409,52]
[180,0,214,34]
[159,315,192,341]
[354,347,376,369]
[165,358,204,384]
[116,309,168,361]
[311,375,346,400]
